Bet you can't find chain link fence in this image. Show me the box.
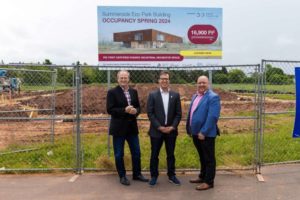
[261,60,300,167]
[0,63,263,173]
[0,65,77,172]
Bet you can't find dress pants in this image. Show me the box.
[192,135,216,185]
[150,135,177,178]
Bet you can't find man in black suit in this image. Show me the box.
[106,70,148,186]
[147,71,182,186]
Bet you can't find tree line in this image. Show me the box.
[2,60,294,86]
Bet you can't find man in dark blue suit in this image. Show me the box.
[186,75,221,190]
[106,70,148,186]
[147,71,182,186]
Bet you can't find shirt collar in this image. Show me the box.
[196,90,208,96]
[120,86,129,92]
[160,87,170,93]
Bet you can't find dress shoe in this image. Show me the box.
[133,174,149,182]
[195,183,214,191]
[120,176,130,186]
[189,177,204,184]
[168,176,181,186]
[149,177,157,186]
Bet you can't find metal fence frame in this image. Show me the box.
[260,60,300,169]
[0,63,272,174]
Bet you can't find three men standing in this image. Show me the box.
[147,71,182,186]
[107,71,220,190]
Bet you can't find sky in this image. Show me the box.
[0,0,300,65]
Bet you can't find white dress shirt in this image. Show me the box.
[160,88,170,125]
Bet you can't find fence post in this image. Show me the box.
[75,64,82,174]
[107,70,111,157]
[209,69,212,87]
[255,61,265,174]
[50,68,57,144]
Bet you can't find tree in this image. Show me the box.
[228,69,246,83]
[266,67,284,83]
[57,67,74,86]
[43,59,52,65]
[265,65,292,84]
[213,74,228,84]
[269,74,288,85]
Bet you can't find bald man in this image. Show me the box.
[186,75,221,191]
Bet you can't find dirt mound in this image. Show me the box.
[0,104,28,118]
[6,84,293,116]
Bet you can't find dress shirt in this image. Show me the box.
[160,88,170,125]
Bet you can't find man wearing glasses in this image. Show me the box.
[147,71,182,186]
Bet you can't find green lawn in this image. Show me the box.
[0,115,298,171]
[214,83,295,94]
[263,114,300,163]
[21,84,71,91]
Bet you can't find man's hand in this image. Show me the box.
[198,133,205,140]
[158,126,174,134]
[158,126,168,133]
[128,108,137,115]
[125,105,133,113]
[165,126,175,134]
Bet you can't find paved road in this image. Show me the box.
[1,164,299,200]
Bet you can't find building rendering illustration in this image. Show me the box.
[113,29,183,48]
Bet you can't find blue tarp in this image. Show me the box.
[0,69,7,77]
[293,67,300,138]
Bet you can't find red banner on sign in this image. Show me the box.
[99,54,184,61]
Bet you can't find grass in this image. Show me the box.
[21,84,71,91]
[0,132,254,170]
[239,92,295,101]
[0,115,298,171]
[263,114,300,163]
[214,83,295,94]
[266,94,295,100]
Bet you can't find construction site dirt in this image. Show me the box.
[0,84,295,149]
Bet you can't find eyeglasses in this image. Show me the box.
[159,78,169,81]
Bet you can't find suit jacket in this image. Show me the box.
[147,89,182,138]
[106,85,140,136]
[186,89,221,138]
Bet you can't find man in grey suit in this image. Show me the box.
[147,71,182,186]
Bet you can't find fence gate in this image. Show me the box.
[260,60,300,168]
[0,65,77,172]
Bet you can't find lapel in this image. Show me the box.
[188,94,197,115]
[128,88,134,102]
[167,91,173,112]
[156,89,164,111]
[117,86,128,105]
[193,90,210,113]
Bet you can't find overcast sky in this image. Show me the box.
[0,0,299,65]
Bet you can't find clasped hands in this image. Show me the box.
[158,126,175,134]
[125,105,137,115]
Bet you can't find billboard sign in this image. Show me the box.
[97,6,222,66]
